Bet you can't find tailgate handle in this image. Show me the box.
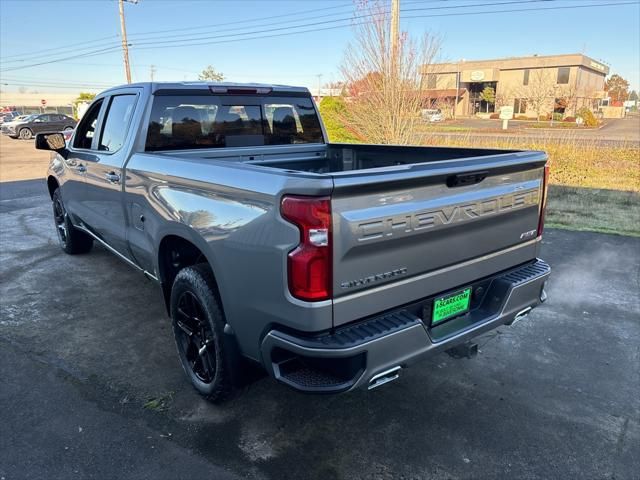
[446,171,488,188]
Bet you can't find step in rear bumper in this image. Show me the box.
[260,259,550,393]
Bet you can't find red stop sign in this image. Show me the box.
[41,99,47,106]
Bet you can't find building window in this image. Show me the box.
[514,98,528,115]
[427,74,437,89]
[523,69,530,86]
[557,67,570,84]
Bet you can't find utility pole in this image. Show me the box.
[390,0,400,71]
[118,0,132,83]
[316,74,323,102]
[150,64,156,82]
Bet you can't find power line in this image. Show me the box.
[131,1,638,51]
[0,0,533,64]
[1,47,123,72]
[0,76,115,87]
[0,3,356,63]
[125,0,549,47]
[0,35,120,62]
[2,1,636,72]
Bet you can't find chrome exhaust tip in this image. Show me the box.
[508,306,532,326]
[368,366,401,390]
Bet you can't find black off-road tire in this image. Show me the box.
[52,189,93,254]
[170,263,237,403]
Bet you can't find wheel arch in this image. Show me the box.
[156,233,223,315]
[47,176,60,199]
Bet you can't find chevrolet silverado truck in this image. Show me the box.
[38,82,550,401]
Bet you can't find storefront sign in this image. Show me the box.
[499,106,514,120]
[470,70,485,81]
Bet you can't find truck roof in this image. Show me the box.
[101,81,310,95]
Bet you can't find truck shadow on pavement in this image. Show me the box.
[1,180,638,480]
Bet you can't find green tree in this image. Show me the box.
[198,65,224,81]
[605,74,630,103]
[479,86,496,113]
[73,92,97,119]
[629,90,638,101]
[75,92,96,102]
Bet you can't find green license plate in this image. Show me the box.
[432,288,471,325]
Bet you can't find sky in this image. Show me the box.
[1,0,639,95]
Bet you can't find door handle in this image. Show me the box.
[105,172,120,183]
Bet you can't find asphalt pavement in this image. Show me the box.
[424,114,640,147]
[1,179,639,480]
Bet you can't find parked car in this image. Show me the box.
[2,113,76,140]
[1,114,34,128]
[38,82,550,402]
[422,108,444,122]
[0,111,22,124]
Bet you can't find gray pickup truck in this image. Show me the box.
[38,82,550,401]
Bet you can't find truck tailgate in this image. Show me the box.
[330,151,547,326]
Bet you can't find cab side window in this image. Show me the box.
[99,94,137,152]
[73,99,104,149]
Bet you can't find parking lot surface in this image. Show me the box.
[426,114,640,147]
[1,182,639,477]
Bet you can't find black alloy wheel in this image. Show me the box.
[51,189,93,254]
[174,290,217,383]
[53,194,69,247]
[170,264,236,402]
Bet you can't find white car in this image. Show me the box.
[422,108,444,123]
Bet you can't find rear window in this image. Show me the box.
[145,94,323,151]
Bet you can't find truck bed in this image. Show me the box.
[164,143,522,175]
[247,144,522,174]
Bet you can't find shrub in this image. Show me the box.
[563,116,576,122]
[538,114,551,121]
[552,113,563,122]
[515,115,531,120]
[318,96,361,143]
[577,107,598,127]
[489,113,499,119]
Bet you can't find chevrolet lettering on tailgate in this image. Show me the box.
[357,189,539,242]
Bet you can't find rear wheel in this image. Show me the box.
[170,263,236,402]
[52,189,93,254]
[18,128,32,140]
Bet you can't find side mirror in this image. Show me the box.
[35,132,67,152]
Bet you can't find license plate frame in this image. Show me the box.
[431,287,472,326]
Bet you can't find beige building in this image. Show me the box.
[422,53,609,118]
[0,91,79,115]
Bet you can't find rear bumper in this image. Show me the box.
[260,258,550,393]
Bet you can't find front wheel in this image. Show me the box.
[170,264,236,402]
[52,189,93,254]
[18,128,32,140]
[63,126,74,131]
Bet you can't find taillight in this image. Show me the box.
[281,195,332,301]
[537,164,550,237]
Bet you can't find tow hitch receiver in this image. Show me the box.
[446,341,478,359]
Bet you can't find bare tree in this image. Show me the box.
[339,1,441,144]
[198,65,224,82]
[515,68,555,119]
